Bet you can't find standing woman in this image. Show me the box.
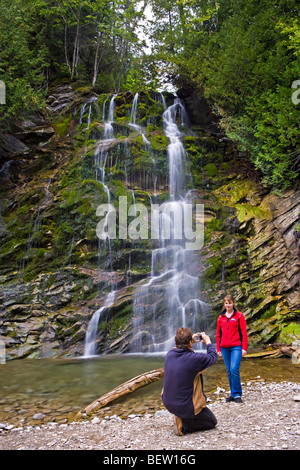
[216,294,248,403]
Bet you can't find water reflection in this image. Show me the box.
[0,355,299,426]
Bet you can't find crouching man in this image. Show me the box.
[162,327,218,436]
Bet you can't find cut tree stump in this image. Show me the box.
[76,367,165,417]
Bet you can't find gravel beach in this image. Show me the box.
[0,380,299,451]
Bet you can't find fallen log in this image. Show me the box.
[244,345,300,362]
[76,367,165,417]
[244,349,282,359]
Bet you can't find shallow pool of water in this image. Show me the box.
[0,354,299,426]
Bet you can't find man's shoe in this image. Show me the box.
[225,396,235,402]
[234,397,243,403]
[173,415,184,436]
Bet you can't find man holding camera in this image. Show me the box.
[162,327,218,436]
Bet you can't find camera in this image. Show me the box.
[196,334,203,341]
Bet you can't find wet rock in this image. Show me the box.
[14,127,55,144]
[0,133,29,159]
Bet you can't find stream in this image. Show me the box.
[0,354,299,427]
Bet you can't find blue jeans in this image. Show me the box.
[221,346,242,398]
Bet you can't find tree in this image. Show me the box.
[146,0,300,191]
[37,0,150,91]
[0,0,48,123]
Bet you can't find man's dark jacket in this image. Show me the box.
[162,344,218,419]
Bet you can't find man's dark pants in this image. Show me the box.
[177,407,217,435]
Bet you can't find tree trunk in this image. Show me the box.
[71,9,81,80]
[92,34,105,88]
[92,38,100,88]
[76,367,165,417]
[64,24,71,76]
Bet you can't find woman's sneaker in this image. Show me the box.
[234,397,243,403]
[226,396,235,402]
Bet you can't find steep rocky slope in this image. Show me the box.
[0,83,299,359]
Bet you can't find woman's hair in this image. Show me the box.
[175,327,193,348]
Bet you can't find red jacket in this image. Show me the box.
[216,309,248,352]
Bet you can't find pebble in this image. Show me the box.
[91,417,100,424]
[33,413,46,420]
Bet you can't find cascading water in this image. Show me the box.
[130,92,139,126]
[163,99,188,199]
[129,92,150,146]
[131,98,208,352]
[79,96,97,129]
[83,92,209,356]
[84,290,116,356]
[104,94,116,138]
[83,95,117,357]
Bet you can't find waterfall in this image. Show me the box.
[83,94,117,357]
[84,290,116,357]
[94,141,110,200]
[83,93,208,356]
[129,92,150,146]
[162,99,187,199]
[130,92,139,125]
[131,98,207,352]
[94,99,116,275]
[79,96,97,129]
[104,94,116,137]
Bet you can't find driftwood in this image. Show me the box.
[246,345,300,363]
[245,349,282,358]
[76,367,165,417]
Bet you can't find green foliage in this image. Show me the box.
[1,0,299,192]
[146,0,300,191]
[204,163,218,177]
[0,0,155,125]
[0,0,48,121]
[203,0,300,191]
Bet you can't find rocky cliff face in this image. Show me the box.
[0,83,299,360]
[211,177,300,343]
